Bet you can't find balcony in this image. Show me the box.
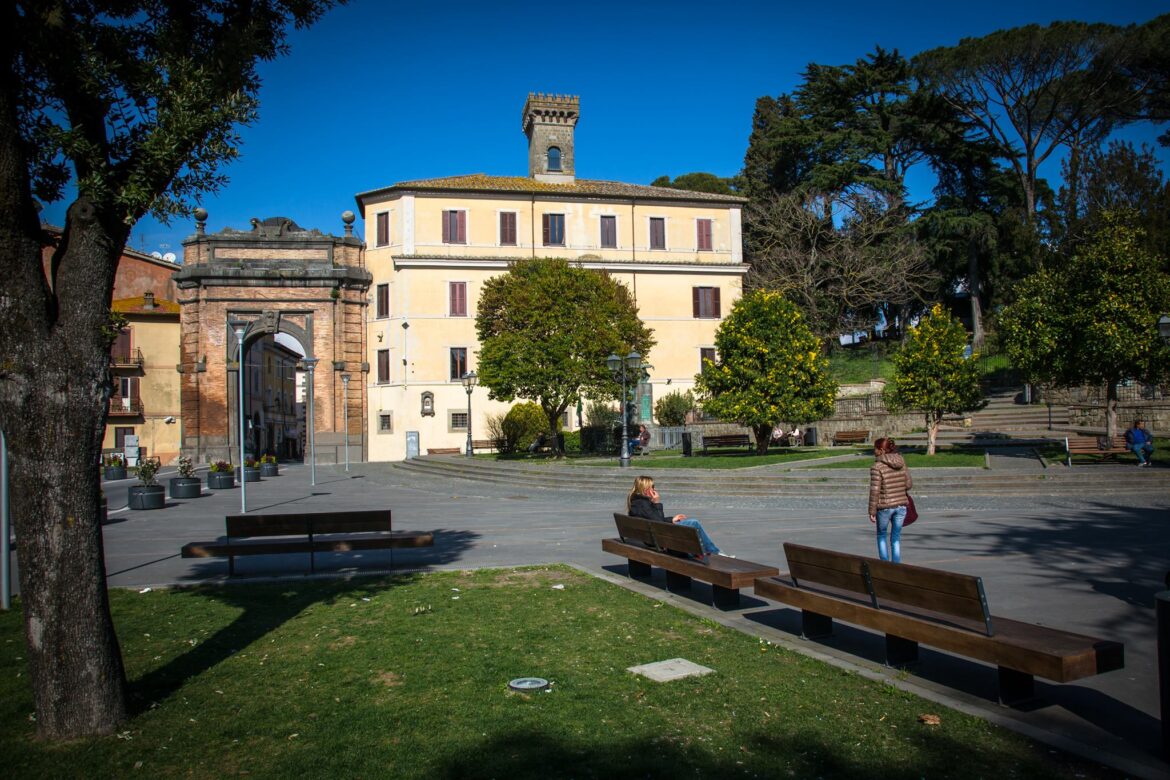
[108,397,144,417]
[110,348,144,370]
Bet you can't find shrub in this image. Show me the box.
[585,401,620,429]
[260,454,277,464]
[209,460,234,473]
[561,430,581,452]
[176,455,196,479]
[503,402,549,452]
[654,390,695,427]
[136,458,160,486]
[483,412,511,453]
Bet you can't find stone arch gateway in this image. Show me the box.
[175,213,370,465]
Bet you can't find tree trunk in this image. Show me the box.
[1105,382,1119,440]
[967,241,984,350]
[926,414,939,456]
[753,423,772,455]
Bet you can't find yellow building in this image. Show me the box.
[108,291,182,463]
[355,94,747,460]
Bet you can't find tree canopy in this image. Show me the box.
[0,0,339,740]
[694,290,837,453]
[475,257,654,448]
[649,172,740,195]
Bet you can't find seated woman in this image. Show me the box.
[626,475,726,561]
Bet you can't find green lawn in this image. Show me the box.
[575,448,851,469]
[1,568,1116,779]
[807,448,990,469]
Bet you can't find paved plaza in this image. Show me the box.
[23,460,1170,777]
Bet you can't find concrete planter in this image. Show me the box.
[104,466,127,481]
[127,485,165,510]
[243,467,261,483]
[169,477,203,499]
[207,471,236,489]
[259,462,279,477]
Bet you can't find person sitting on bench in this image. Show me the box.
[626,475,726,561]
[1126,419,1155,467]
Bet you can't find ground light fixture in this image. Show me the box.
[508,677,549,692]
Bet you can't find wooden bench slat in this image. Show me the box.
[832,430,870,445]
[602,538,777,589]
[614,513,658,547]
[645,521,705,557]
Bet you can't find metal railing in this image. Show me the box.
[108,398,144,416]
[110,348,144,370]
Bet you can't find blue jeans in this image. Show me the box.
[875,506,906,563]
[677,518,720,555]
[1131,443,1154,464]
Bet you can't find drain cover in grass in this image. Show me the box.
[627,658,713,682]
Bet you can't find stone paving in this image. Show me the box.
[44,458,1170,777]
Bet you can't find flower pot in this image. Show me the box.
[127,485,166,510]
[104,466,127,481]
[207,471,236,489]
[243,467,261,483]
[169,476,203,499]
[260,462,279,477]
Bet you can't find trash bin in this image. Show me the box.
[681,432,693,457]
[804,426,818,446]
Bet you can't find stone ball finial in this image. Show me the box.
[341,210,355,224]
[193,207,208,222]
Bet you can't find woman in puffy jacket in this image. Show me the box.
[868,437,912,563]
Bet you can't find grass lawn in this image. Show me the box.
[1,568,1116,779]
[575,448,851,469]
[807,448,990,469]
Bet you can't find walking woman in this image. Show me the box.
[868,437,912,563]
[626,475,725,561]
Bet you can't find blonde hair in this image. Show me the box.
[626,475,655,512]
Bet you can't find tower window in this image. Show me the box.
[547,146,562,172]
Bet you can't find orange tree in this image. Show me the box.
[884,304,986,454]
[694,290,836,453]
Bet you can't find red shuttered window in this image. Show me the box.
[375,212,389,247]
[600,215,617,248]
[376,283,389,319]
[449,281,467,317]
[442,210,466,244]
[500,212,517,245]
[649,217,666,250]
[696,218,712,251]
[692,287,720,318]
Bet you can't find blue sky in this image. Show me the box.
[40,0,1170,259]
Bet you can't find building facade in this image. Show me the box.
[355,94,748,460]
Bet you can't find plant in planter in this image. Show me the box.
[207,459,236,489]
[103,453,126,481]
[242,456,262,482]
[169,455,203,499]
[259,453,279,477]
[127,458,166,510]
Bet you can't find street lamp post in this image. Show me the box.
[462,371,478,457]
[341,373,350,473]
[607,351,641,468]
[303,357,318,486]
[229,320,247,513]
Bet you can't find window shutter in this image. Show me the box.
[692,287,701,318]
[542,214,550,245]
[112,328,130,359]
[713,287,721,317]
[457,211,466,243]
[376,212,389,246]
[442,211,450,243]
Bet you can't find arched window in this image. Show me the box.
[547,146,562,172]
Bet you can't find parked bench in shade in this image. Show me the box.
[1065,435,1130,466]
[471,439,498,453]
[700,433,753,454]
[831,430,870,446]
[426,447,461,456]
[753,543,1123,704]
[181,510,433,575]
[602,513,777,609]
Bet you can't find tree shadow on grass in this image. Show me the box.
[127,528,478,715]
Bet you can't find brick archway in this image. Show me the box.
[175,215,369,466]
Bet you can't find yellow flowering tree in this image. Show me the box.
[695,290,837,453]
[999,216,1170,438]
[885,304,986,454]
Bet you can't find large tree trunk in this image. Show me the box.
[967,241,984,350]
[926,414,939,456]
[1105,382,1119,440]
[753,423,772,455]
[0,70,128,737]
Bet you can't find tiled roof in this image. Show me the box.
[357,174,746,204]
[113,295,180,315]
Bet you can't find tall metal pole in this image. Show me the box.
[341,373,350,473]
[304,358,318,486]
[462,372,477,458]
[619,362,630,469]
[232,323,247,514]
[1,429,9,610]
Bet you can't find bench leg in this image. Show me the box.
[801,609,833,639]
[228,554,235,577]
[885,634,919,667]
[997,667,1035,705]
[711,585,740,610]
[666,570,692,592]
[627,559,652,579]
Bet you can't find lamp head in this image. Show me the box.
[626,351,642,370]
[606,353,621,373]
[1159,315,1170,344]
[462,371,478,391]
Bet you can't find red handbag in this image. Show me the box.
[904,495,918,526]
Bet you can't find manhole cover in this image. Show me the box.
[508,677,549,691]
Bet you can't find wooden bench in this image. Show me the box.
[181,510,434,575]
[753,543,1124,704]
[426,447,461,455]
[700,433,753,453]
[831,430,869,446]
[1065,435,1130,466]
[602,513,778,608]
[471,439,497,453]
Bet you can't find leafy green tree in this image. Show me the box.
[999,217,1170,437]
[885,304,986,455]
[694,290,837,453]
[0,0,338,739]
[475,258,654,451]
[649,172,739,195]
[653,390,695,427]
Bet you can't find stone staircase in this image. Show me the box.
[896,387,1073,447]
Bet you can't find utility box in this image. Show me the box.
[405,431,419,459]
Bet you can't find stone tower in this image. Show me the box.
[522,93,579,183]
